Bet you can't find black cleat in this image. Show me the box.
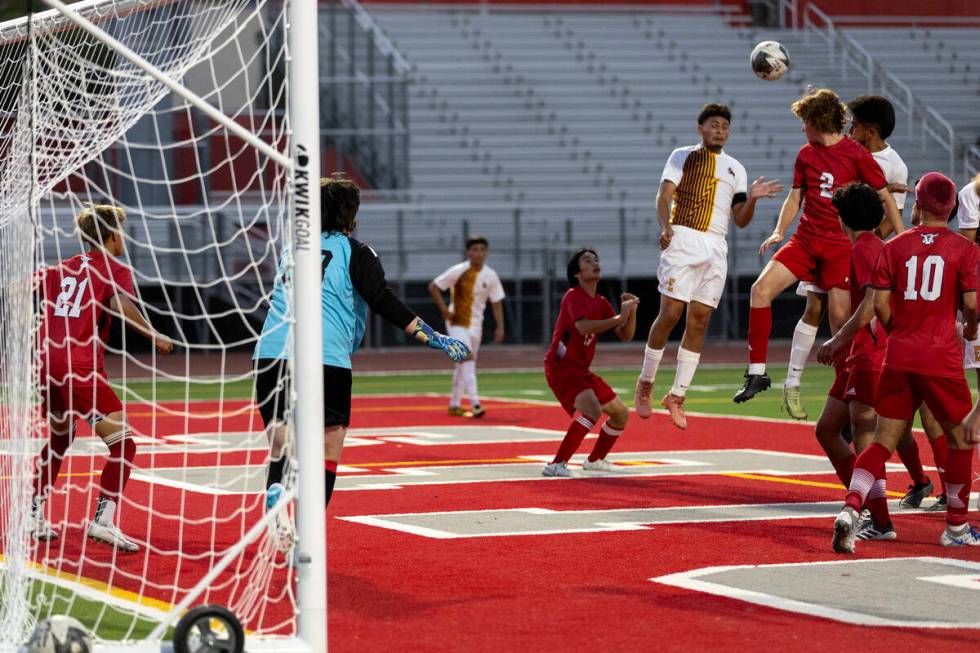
[923,494,947,512]
[899,479,934,509]
[733,371,772,403]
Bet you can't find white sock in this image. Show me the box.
[671,347,701,397]
[747,363,766,376]
[94,497,117,526]
[640,345,665,381]
[450,364,463,407]
[785,320,819,388]
[462,360,479,407]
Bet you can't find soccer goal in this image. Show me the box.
[0,0,325,650]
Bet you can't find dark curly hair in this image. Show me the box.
[697,103,732,125]
[320,173,360,234]
[832,182,883,232]
[792,88,847,135]
[848,94,896,140]
[566,248,598,287]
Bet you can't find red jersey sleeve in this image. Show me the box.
[564,288,591,322]
[959,244,979,293]
[792,148,805,189]
[871,247,892,290]
[856,147,887,190]
[106,257,136,298]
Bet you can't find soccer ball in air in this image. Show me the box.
[750,40,790,81]
[20,615,92,653]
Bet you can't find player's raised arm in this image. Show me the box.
[614,293,639,341]
[734,177,784,228]
[758,187,802,255]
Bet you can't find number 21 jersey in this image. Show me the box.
[871,226,979,377]
[38,252,135,371]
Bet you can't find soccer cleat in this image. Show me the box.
[87,521,139,553]
[857,508,872,529]
[781,385,807,420]
[582,458,614,472]
[634,378,654,419]
[265,482,294,552]
[470,405,486,418]
[832,506,859,554]
[30,511,58,542]
[661,393,687,429]
[898,479,933,509]
[265,482,284,512]
[733,371,771,403]
[855,521,897,541]
[923,494,947,512]
[447,406,466,417]
[940,524,980,547]
[542,462,576,478]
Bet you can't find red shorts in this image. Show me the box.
[844,368,879,405]
[827,365,849,401]
[40,361,122,422]
[772,233,851,290]
[545,362,617,416]
[874,368,973,424]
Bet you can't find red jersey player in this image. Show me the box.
[734,88,902,403]
[31,205,173,552]
[542,249,637,477]
[832,173,980,552]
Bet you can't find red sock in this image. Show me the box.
[866,477,891,527]
[944,447,974,527]
[928,436,948,494]
[553,414,595,464]
[844,443,891,512]
[99,437,137,499]
[830,452,856,488]
[32,428,74,501]
[748,306,772,365]
[588,423,623,462]
[896,439,929,486]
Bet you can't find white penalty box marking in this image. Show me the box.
[653,557,980,628]
[339,499,921,539]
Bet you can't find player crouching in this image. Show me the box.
[31,205,174,552]
[542,249,638,477]
[831,173,980,553]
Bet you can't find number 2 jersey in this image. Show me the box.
[37,252,135,372]
[871,226,979,377]
[792,137,886,244]
[544,286,615,370]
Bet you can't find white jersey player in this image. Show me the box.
[781,95,909,420]
[955,174,980,372]
[634,103,782,429]
[428,236,506,417]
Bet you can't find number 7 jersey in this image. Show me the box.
[37,252,135,371]
[871,226,979,377]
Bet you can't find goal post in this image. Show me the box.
[0,0,325,650]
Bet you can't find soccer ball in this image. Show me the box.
[750,40,790,81]
[21,615,92,653]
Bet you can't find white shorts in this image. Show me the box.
[795,281,828,297]
[657,226,728,309]
[447,324,482,359]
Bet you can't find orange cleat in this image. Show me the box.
[634,378,654,419]
[661,392,687,430]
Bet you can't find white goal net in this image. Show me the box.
[0,0,320,649]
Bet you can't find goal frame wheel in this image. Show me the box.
[172,604,244,653]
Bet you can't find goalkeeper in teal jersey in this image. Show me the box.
[253,174,469,513]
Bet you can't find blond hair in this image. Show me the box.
[791,88,847,135]
[76,204,126,246]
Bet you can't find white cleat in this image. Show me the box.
[30,513,58,542]
[832,506,858,554]
[542,462,576,478]
[581,458,615,472]
[940,524,980,547]
[634,378,654,419]
[87,521,139,553]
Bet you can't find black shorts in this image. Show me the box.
[254,358,352,428]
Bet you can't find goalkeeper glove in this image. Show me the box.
[412,319,471,362]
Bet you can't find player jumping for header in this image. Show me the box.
[31,205,175,552]
[634,103,782,429]
[735,88,902,404]
[543,249,637,477]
